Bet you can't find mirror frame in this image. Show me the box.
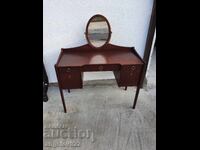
[85,14,112,48]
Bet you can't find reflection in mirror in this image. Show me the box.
[87,16,110,48]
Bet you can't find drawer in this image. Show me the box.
[118,65,142,86]
[121,65,137,75]
[83,64,120,72]
[59,67,81,73]
[59,71,82,89]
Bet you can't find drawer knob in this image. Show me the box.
[66,68,71,72]
[68,75,71,79]
[131,66,135,71]
[98,65,104,71]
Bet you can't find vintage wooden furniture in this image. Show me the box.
[55,14,145,113]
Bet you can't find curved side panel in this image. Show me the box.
[61,43,134,52]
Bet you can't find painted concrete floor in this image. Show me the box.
[43,50,156,150]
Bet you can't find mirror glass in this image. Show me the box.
[86,15,111,48]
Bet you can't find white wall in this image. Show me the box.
[43,0,154,83]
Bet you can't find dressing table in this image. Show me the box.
[55,14,145,113]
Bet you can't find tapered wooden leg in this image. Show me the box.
[133,86,140,109]
[55,65,67,113]
[59,87,67,113]
[124,86,127,90]
[68,89,70,93]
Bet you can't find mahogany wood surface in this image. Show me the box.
[57,44,143,67]
[55,43,144,113]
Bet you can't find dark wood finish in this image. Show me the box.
[55,43,144,113]
[58,69,83,89]
[58,44,143,67]
[133,64,145,108]
[55,65,67,113]
[114,65,143,87]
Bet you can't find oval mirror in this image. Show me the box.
[86,14,111,48]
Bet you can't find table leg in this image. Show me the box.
[132,64,145,109]
[55,65,67,113]
[124,86,127,90]
[68,89,70,93]
[59,87,67,113]
[133,86,140,109]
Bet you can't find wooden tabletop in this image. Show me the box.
[57,44,143,67]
